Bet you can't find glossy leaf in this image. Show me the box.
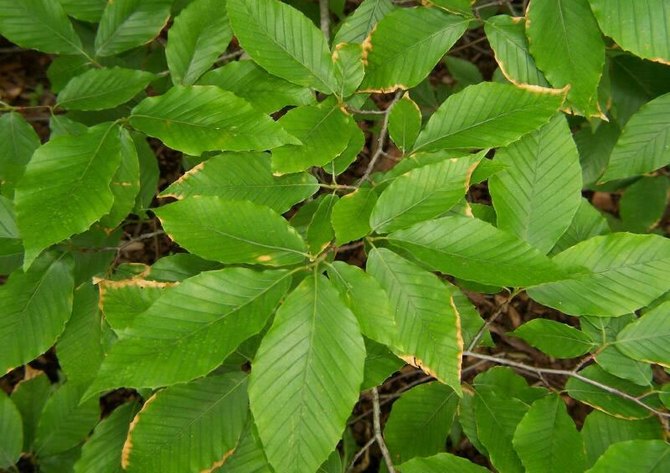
[333,0,395,44]
[73,402,140,473]
[361,7,467,92]
[0,253,74,373]
[526,0,605,116]
[95,0,172,57]
[129,85,299,155]
[484,15,548,87]
[384,382,459,463]
[387,215,569,287]
[600,93,670,181]
[586,440,670,473]
[413,82,566,152]
[161,152,318,214]
[371,154,482,233]
[15,123,123,267]
[512,394,586,473]
[0,112,40,198]
[271,100,354,174]
[166,0,232,85]
[227,0,339,93]
[511,319,594,359]
[367,248,462,394]
[0,392,22,469]
[581,410,663,467]
[588,0,670,64]
[57,67,154,111]
[388,95,422,152]
[88,268,290,393]
[249,274,365,473]
[156,197,307,266]
[616,301,670,366]
[122,374,248,473]
[327,261,397,347]
[528,233,670,316]
[331,187,377,245]
[400,452,489,473]
[199,61,314,113]
[490,115,582,253]
[0,0,83,54]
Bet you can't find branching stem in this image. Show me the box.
[372,387,396,473]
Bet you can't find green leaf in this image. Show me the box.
[122,373,248,473]
[249,274,365,473]
[361,338,403,390]
[490,115,582,253]
[444,56,483,91]
[306,194,338,254]
[271,100,354,174]
[586,440,670,473]
[34,383,99,457]
[528,233,670,316]
[371,153,482,233]
[227,0,339,94]
[10,374,51,451]
[473,366,547,404]
[581,410,663,467]
[99,278,171,331]
[588,0,670,64]
[511,319,594,358]
[88,268,290,393]
[620,176,669,233]
[0,0,83,54]
[57,67,155,111]
[133,134,159,213]
[384,382,459,463]
[333,0,395,44]
[512,394,586,473]
[595,345,652,387]
[148,254,222,282]
[413,82,566,152]
[333,42,365,98]
[0,253,74,373]
[95,0,172,57]
[387,215,569,287]
[484,15,549,87]
[166,0,232,85]
[526,0,605,116]
[566,365,657,419]
[73,402,140,473]
[15,123,123,268]
[388,95,422,153]
[551,198,609,255]
[215,421,272,473]
[199,61,315,114]
[327,261,397,347]
[474,390,527,473]
[367,248,462,394]
[161,152,317,214]
[99,128,141,229]
[360,7,467,92]
[600,93,670,181]
[431,0,473,15]
[156,197,307,266]
[56,284,103,389]
[327,124,366,176]
[57,0,106,22]
[0,392,22,469]
[0,112,40,198]
[331,187,377,245]
[129,85,299,155]
[615,301,670,366]
[400,452,490,473]
[575,120,621,186]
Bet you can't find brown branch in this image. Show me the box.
[372,387,396,473]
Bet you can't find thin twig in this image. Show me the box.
[345,437,376,473]
[372,387,396,473]
[356,90,404,185]
[466,289,520,351]
[463,351,670,420]
[214,49,244,65]
[335,241,364,253]
[449,36,489,55]
[319,0,330,39]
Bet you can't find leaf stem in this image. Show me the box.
[319,0,330,39]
